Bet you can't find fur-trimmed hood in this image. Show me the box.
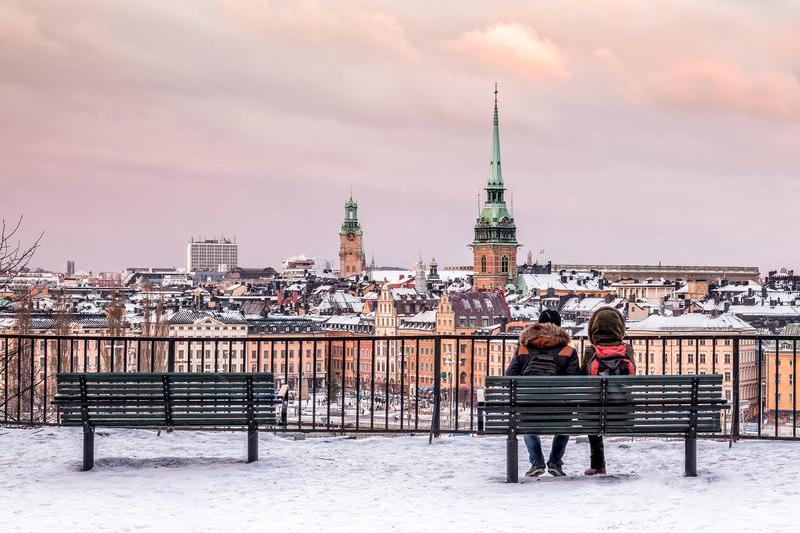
[519,322,571,350]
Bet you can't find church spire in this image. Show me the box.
[489,82,503,188]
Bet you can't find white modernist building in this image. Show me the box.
[186,238,238,273]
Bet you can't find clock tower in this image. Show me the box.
[339,194,366,277]
[472,85,520,291]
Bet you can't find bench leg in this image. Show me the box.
[684,435,697,477]
[82,425,95,472]
[247,426,258,463]
[506,434,518,483]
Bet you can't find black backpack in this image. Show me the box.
[522,346,571,376]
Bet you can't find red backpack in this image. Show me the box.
[590,344,634,376]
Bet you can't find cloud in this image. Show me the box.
[640,61,800,121]
[449,23,568,79]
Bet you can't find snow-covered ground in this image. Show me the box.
[1,428,797,533]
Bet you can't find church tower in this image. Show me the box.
[472,85,519,291]
[339,194,366,277]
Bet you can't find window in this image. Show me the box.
[724,371,731,382]
[688,353,694,364]
[501,256,509,273]
[480,256,487,272]
[700,354,706,364]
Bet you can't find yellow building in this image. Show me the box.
[764,324,800,423]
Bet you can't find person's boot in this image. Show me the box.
[584,467,607,476]
[525,465,546,477]
[547,463,566,477]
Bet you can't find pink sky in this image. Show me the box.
[2,0,799,273]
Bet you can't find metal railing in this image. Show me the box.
[0,332,797,440]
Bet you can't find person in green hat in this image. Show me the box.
[582,307,636,475]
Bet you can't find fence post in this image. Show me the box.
[430,336,442,441]
[730,338,741,444]
[167,340,175,373]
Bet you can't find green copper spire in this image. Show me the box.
[474,83,517,246]
[489,82,503,187]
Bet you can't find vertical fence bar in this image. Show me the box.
[283,340,289,389]
[95,339,100,372]
[469,338,475,431]
[312,339,317,430]
[200,340,205,373]
[136,339,141,372]
[775,338,780,437]
[29,337,34,424]
[298,339,304,430]
[43,340,48,424]
[432,336,442,438]
[678,339,683,375]
[213,340,219,373]
[645,339,650,375]
[256,340,261,373]
[757,338,763,437]
[326,339,332,431]
[227,340,233,373]
[414,339,419,431]
[712,338,717,375]
[56,338,61,424]
[400,339,405,431]
[150,340,155,372]
[501,338,507,376]
[661,338,667,376]
[793,339,797,439]
[16,337,21,422]
[370,339,376,430]
[453,340,459,432]
[167,340,175,373]
[731,338,740,440]
[123,339,129,372]
[384,339,389,430]
[4,337,9,422]
[355,339,360,431]
[270,340,275,376]
[341,340,346,431]
[695,338,699,375]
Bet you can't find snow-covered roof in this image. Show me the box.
[627,313,756,332]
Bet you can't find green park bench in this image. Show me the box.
[478,375,727,482]
[54,372,287,471]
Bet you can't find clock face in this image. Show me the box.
[347,232,356,241]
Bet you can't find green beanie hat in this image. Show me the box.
[588,307,626,346]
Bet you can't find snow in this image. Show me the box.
[1,428,798,532]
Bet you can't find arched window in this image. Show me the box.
[480,256,487,272]
[501,256,509,273]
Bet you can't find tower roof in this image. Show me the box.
[489,82,503,188]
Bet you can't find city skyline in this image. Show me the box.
[3,1,799,273]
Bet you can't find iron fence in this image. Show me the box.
[0,332,797,440]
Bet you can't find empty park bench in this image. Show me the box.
[478,375,727,482]
[54,372,288,471]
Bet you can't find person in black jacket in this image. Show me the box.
[505,310,580,477]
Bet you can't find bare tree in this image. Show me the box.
[1,292,34,422]
[140,284,169,371]
[104,292,127,371]
[1,216,42,423]
[0,216,44,308]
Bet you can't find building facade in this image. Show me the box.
[626,314,760,425]
[338,195,366,278]
[186,238,238,272]
[472,86,519,291]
